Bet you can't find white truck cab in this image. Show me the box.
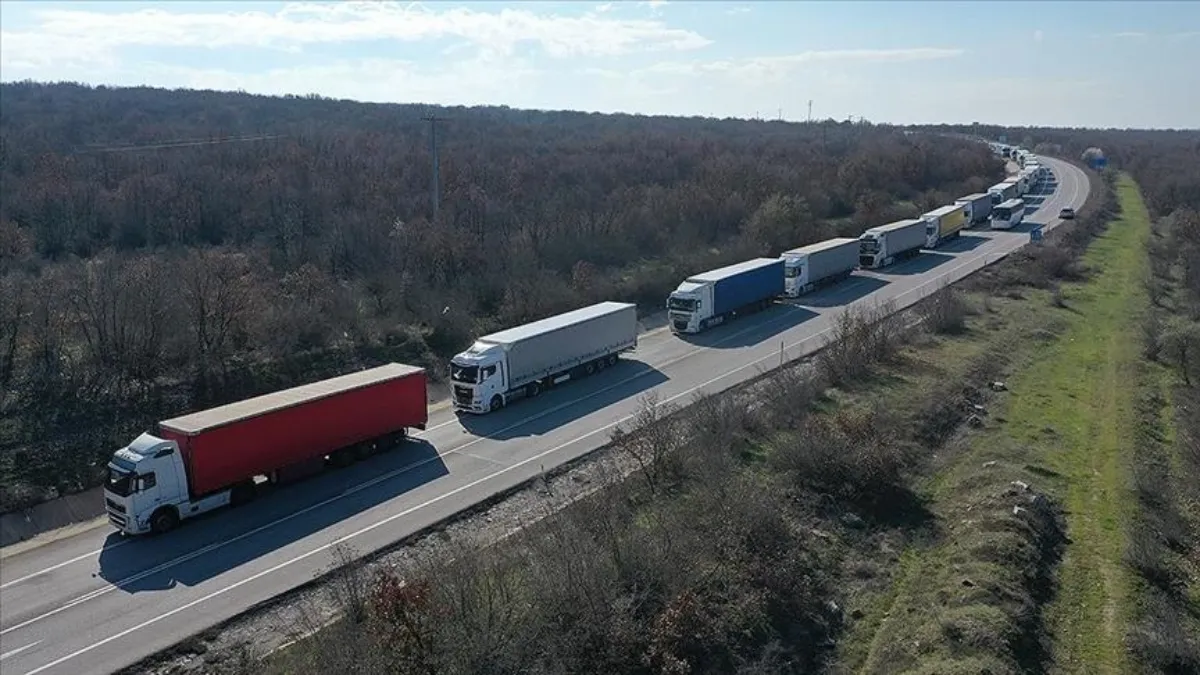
[104,432,224,535]
[449,341,507,413]
[666,281,713,334]
[858,231,885,268]
[781,254,811,297]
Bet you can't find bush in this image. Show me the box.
[922,284,971,335]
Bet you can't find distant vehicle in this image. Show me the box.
[667,258,785,334]
[955,193,993,227]
[1059,207,1075,220]
[779,237,859,298]
[104,364,429,535]
[991,198,1027,230]
[988,180,1020,205]
[450,301,638,413]
[858,218,926,269]
[921,203,968,248]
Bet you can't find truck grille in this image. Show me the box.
[453,386,473,405]
[859,256,874,267]
[106,498,126,514]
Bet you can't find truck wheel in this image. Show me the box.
[584,361,596,376]
[150,507,179,535]
[596,357,607,371]
[608,354,619,367]
[489,395,504,412]
[526,382,541,398]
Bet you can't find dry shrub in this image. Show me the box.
[610,391,688,495]
[771,406,913,506]
[817,300,905,386]
[922,284,971,335]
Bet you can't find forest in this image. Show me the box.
[0,82,1007,511]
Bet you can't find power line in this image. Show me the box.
[421,115,449,222]
[74,134,285,154]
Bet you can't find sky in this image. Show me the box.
[1,0,1197,129]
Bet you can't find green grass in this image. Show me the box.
[835,174,1154,675]
[1032,175,1149,674]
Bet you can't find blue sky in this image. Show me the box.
[1,1,1197,128]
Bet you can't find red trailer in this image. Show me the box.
[104,363,428,534]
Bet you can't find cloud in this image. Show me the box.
[0,1,711,70]
[1033,29,1044,43]
[1096,31,1149,39]
[635,47,965,84]
[726,6,753,15]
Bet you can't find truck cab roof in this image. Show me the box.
[672,280,705,294]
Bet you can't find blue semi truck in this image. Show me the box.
[666,258,785,334]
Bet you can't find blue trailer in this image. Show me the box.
[667,257,785,334]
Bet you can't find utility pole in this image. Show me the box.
[421,114,448,221]
[807,99,813,123]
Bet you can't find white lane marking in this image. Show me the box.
[1,541,131,591]
[12,165,1093,668]
[1,641,41,661]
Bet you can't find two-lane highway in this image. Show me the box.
[0,157,1090,675]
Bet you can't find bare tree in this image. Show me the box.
[179,248,256,380]
[0,272,28,394]
[610,391,686,495]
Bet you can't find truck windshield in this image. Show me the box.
[450,363,479,384]
[667,296,697,312]
[860,240,879,254]
[784,265,801,279]
[106,468,133,496]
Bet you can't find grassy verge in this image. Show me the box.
[841,173,1163,675]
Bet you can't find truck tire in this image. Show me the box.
[607,353,619,367]
[489,395,504,412]
[526,382,541,398]
[150,507,179,535]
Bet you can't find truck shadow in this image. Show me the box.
[933,234,990,254]
[96,439,448,593]
[874,251,956,276]
[674,303,819,350]
[456,360,669,441]
[795,275,888,308]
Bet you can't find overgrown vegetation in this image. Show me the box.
[0,82,1007,512]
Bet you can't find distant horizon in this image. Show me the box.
[2,1,1197,129]
[5,78,1196,133]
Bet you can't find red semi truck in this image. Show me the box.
[103,363,428,535]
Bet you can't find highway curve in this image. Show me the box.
[0,156,1090,675]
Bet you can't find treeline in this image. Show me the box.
[913,124,1200,216]
[0,82,1004,511]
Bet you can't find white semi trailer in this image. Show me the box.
[780,237,859,297]
[449,301,638,414]
[858,219,926,270]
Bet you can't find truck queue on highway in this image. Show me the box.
[104,144,1050,537]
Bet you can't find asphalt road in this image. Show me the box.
[0,156,1089,675]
